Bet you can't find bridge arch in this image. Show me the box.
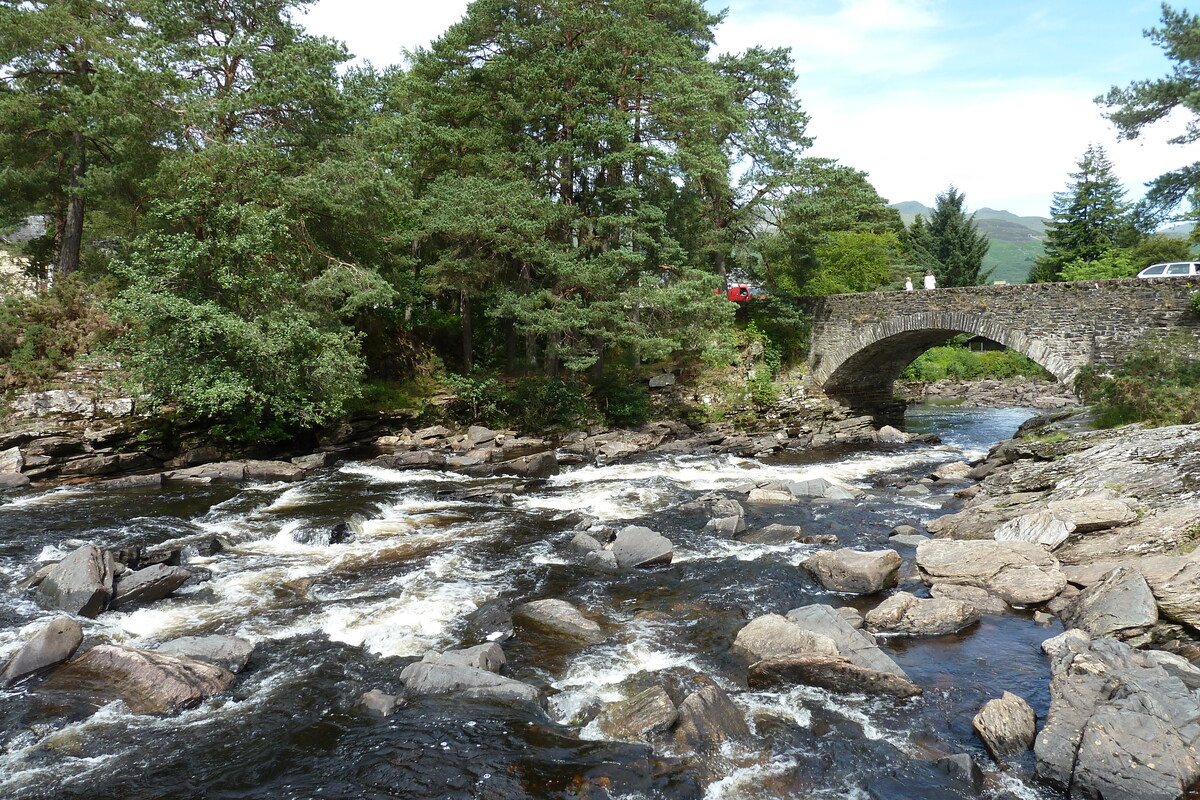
[810,311,1075,410]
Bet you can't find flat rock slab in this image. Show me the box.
[37,545,115,618]
[110,564,191,610]
[672,685,750,747]
[399,662,537,705]
[1061,566,1157,641]
[420,643,505,673]
[598,685,678,740]
[157,635,255,673]
[748,654,922,698]
[930,584,1009,615]
[746,488,794,505]
[803,548,902,595]
[740,524,804,545]
[974,691,1036,762]
[916,539,1066,606]
[785,604,908,677]
[732,614,838,662]
[865,592,981,636]
[38,644,235,714]
[610,526,673,569]
[513,599,606,645]
[1035,637,1200,800]
[0,617,84,686]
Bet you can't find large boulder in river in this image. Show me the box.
[597,685,678,740]
[109,564,191,610]
[420,643,505,673]
[0,617,84,686]
[1060,566,1157,643]
[610,526,673,569]
[513,599,606,645]
[731,614,838,662]
[495,451,559,478]
[784,604,909,678]
[802,548,901,594]
[865,592,980,636]
[973,691,1036,762]
[672,684,751,747]
[38,644,236,714]
[36,545,115,618]
[399,661,538,705]
[747,654,921,698]
[916,539,1066,606]
[1035,636,1200,800]
[157,635,255,673]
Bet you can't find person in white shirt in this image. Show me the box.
[904,276,913,291]
[923,270,936,290]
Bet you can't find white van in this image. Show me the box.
[1136,262,1200,278]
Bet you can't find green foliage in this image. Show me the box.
[1059,248,1137,281]
[902,187,991,287]
[1129,234,1192,270]
[801,231,902,295]
[508,377,586,431]
[743,297,811,362]
[1032,145,1136,282]
[1076,329,1200,427]
[0,277,120,387]
[902,344,1053,382]
[1191,292,1200,315]
[593,373,651,428]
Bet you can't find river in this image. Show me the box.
[0,405,1064,800]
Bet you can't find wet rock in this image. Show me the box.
[0,445,24,473]
[328,523,353,545]
[746,488,793,505]
[784,477,836,498]
[382,451,446,470]
[360,689,402,717]
[929,584,1009,615]
[598,441,641,461]
[399,662,538,705]
[39,644,236,714]
[731,614,838,662]
[110,564,191,610]
[916,539,1066,606]
[512,599,606,645]
[466,426,496,446]
[610,526,673,569]
[1035,636,1200,800]
[1041,628,1090,659]
[802,548,902,595]
[0,617,84,686]
[875,425,909,444]
[933,754,984,793]
[568,532,603,554]
[740,524,804,545]
[785,604,908,677]
[496,451,559,478]
[865,592,980,636]
[931,461,971,481]
[682,493,745,521]
[705,516,746,536]
[889,524,923,538]
[897,484,931,497]
[36,545,115,618]
[889,533,929,548]
[103,473,163,490]
[800,533,839,545]
[414,425,451,441]
[834,606,865,629]
[420,643,505,673]
[291,452,332,470]
[1061,566,1157,642]
[747,654,922,698]
[584,549,620,573]
[242,460,305,482]
[462,600,514,645]
[165,461,247,483]
[973,691,1037,761]
[0,472,31,488]
[672,685,750,747]
[598,685,678,740]
[156,635,255,673]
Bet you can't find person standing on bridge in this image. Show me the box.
[904,276,913,291]
[923,270,936,290]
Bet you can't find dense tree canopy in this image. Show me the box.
[902,187,990,287]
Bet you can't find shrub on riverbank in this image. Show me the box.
[1076,329,1200,427]
[902,340,1052,382]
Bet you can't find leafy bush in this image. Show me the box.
[743,296,811,363]
[1076,329,1200,427]
[593,373,650,427]
[1191,291,1200,316]
[441,371,507,423]
[1059,248,1137,281]
[902,344,1052,382]
[507,376,585,430]
[0,277,121,387]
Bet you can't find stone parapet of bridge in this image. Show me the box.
[802,277,1200,413]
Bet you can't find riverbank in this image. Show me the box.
[898,376,1079,410]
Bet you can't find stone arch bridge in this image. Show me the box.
[802,277,1200,416]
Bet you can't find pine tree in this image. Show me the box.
[903,186,990,287]
[1029,145,1133,282]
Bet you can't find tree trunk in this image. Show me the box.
[504,318,518,372]
[545,332,560,378]
[56,131,87,279]
[714,250,728,293]
[460,290,473,372]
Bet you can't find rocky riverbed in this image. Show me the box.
[2,405,1200,799]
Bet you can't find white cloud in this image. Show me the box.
[299,0,469,67]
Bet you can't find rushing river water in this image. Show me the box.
[0,405,1066,800]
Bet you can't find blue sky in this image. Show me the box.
[301,0,1194,218]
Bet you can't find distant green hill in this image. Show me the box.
[890,202,1046,284]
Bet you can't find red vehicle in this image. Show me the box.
[724,284,769,302]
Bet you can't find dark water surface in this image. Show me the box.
[0,406,1064,800]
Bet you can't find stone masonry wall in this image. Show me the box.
[803,277,1200,410]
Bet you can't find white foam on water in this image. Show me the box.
[739,685,814,733]
[992,772,1057,800]
[703,756,801,800]
[339,463,462,484]
[0,486,87,510]
[791,685,916,752]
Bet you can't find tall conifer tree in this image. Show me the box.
[903,186,990,287]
